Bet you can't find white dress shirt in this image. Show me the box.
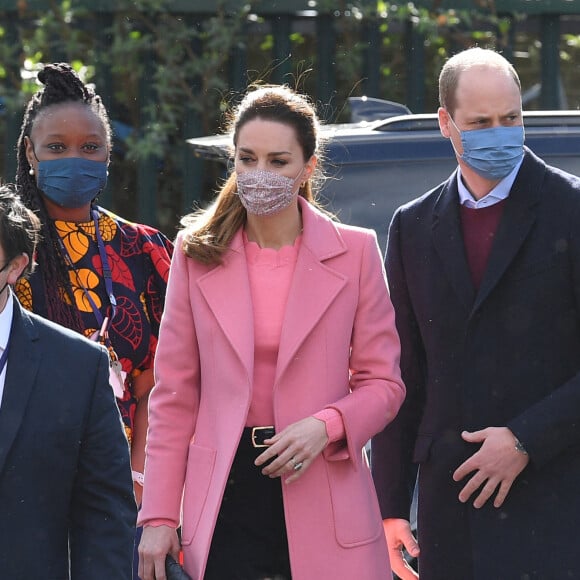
[457,158,523,208]
[0,289,15,405]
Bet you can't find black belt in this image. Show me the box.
[243,426,275,448]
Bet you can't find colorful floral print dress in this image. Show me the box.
[15,206,173,442]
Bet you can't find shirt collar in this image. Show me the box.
[457,157,523,209]
[0,289,14,350]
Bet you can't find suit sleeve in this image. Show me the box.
[69,347,136,580]
[507,197,580,468]
[371,208,426,520]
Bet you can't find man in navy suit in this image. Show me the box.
[372,47,580,580]
[0,184,136,578]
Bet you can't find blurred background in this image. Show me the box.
[1,0,579,237]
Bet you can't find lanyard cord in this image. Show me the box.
[56,208,117,331]
[91,208,117,320]
[0,341,9,377]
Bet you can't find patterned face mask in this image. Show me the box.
[236,168,304,216]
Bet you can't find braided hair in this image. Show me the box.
[15,63,112,331]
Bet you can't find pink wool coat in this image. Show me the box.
[139,197,405,579]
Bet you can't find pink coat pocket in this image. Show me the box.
[326,454,383,547]
[180,444,217,545]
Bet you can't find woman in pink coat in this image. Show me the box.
[138,85,405,580]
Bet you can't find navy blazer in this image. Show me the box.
[0,297,136,579]
[372,149,580,579]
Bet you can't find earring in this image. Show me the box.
[29,168,35,176]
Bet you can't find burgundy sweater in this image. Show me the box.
[459,199,507,290]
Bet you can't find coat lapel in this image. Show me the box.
[0,299,41,477]
[197,231,254,381]
[275,199,348,384]
[472,150,544,314]
[432,172,476,312]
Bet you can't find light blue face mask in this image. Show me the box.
[449,116,525,180]
[37,157,108,208]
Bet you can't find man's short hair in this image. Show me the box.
[439,47,521,116]
[0,184,41,276]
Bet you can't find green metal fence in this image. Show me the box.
[1,0,579,231]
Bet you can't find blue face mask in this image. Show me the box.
[450,117,525,180]
[37,157,108,208]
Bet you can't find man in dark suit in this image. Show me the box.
[0,185,136,578]
[372,47,580,580]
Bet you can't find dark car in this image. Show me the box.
[187,101,580,251]
[188,101,580,579]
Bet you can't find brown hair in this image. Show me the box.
[439,47,521,116]
[181,85,325,265]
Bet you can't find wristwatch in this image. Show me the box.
[514,437,528,455]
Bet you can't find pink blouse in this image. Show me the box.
[244,234,300,426]
[244,233,344,442]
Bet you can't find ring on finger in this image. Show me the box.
[293,461,304,471]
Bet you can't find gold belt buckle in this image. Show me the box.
[251,425,275,448]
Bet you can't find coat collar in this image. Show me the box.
[275,197,348,383]
[432,148,545,317]
[0,300,40,477]
[431,168,475,312]
[197,197,348,385]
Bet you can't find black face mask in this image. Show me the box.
[0,259,12,296]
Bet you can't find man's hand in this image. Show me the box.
[453,427,529,509]
[383,518,420,580]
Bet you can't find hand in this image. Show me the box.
[383,518,419,580]
[138,525,180,580]
[255,417,328,483]
[453,427,529,509]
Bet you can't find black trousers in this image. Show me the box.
[204,428,292,580]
